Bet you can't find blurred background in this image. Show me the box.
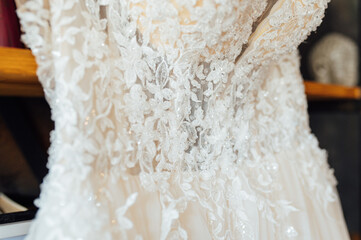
[299,0,360,239]
[0,0,360,239]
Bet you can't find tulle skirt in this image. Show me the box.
[27,142,349,240]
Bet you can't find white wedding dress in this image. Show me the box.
[15,0,350,239]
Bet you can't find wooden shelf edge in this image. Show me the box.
[1,47,360,100]
[0,47,38,84]
[304,81,361,100]
[0,82,43,97]
[0,47,42,97]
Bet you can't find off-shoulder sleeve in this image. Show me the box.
[15,0,111,108]
[15,0,55,101]
[236,0,330,76]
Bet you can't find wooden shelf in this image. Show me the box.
[0,47,42,97]
[304,81,361,100]
[1,47,361,100]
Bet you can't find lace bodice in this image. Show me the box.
[15,0,349,239]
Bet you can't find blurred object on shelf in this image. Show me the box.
[309,33,358,87]
[0,193,27,214]
[0,0,23,48]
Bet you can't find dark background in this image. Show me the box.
[299,0,360,236]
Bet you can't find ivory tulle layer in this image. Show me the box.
[113,146,348,239]
[112,147,347,240]
[29,143,349,240]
